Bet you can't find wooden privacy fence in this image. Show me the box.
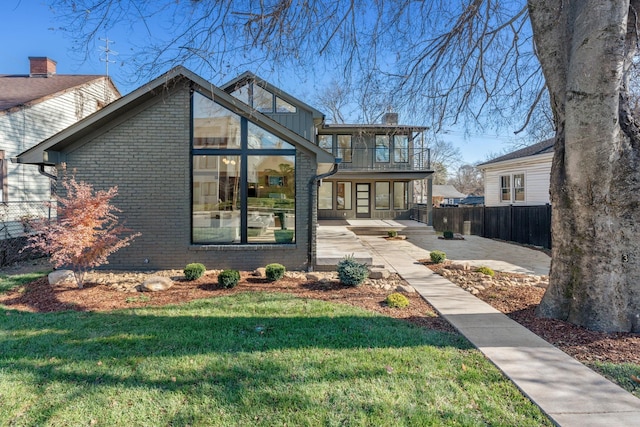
[428,205,552,249]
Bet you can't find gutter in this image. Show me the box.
[307,160,341,271]
[38,164,57,181]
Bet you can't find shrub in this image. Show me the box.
[23,164,140,288]
[336,255,369,287]
[385,292,410,308]
[443,230,454,239]
[265,263,286,281]
[387,230,398,238]
[218,269,241,288]
[430,250,447,264]
[184,263,206,281]
[476,266,495,277]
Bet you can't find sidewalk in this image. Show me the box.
[356,234,640,427]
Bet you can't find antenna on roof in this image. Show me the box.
[99,37,118,77]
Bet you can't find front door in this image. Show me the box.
[356,183,370,218]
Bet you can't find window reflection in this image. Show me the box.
[192,155,242,243]
[193,93,241,149]
[247,155,295,243]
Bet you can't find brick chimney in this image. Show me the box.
[29,57,57,77]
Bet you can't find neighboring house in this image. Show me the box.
[0,57,119,236]
[16,67,335,271]
[478,139,554,207]
[222,72,432,221]
[431,184,467,206]
[458,195,485,206]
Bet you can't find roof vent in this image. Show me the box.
[382,112,398,125]
[29,57,57,77]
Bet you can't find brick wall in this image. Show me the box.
[65,82,316,271]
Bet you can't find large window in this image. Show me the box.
[393,182,408,209]
[192,92,296,244]
[394,135,409,163]
[337,182,352,210]
[318,181,333,209]
[337,135,352,162]
[375,182,390,209]
[375,135,390,162]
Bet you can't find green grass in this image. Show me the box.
[0,292,551,426]
[0,271,49,293]
[589,362,640,398]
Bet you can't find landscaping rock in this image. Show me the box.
[396,284,416,294]
[48,270,75,285]
[369,268,390,280]
[306,272,322,281]
[253,268,266,278]
[139,276,174,292]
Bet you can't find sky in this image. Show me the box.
[0,0,523,165]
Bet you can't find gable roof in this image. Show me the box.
[15,66,334,165]
[478,138,555,167]
[432,184,467,199]
[0,74,119,113]
[221,71,325,121]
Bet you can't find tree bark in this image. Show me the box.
[530,0,640,332]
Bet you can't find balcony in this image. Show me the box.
[328,147,431,173]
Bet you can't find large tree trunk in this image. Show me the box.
[529,0,640,332]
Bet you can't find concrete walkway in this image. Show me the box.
[317,222,640,426]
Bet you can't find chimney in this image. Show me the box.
[29,57,57,77]
[382,112,398,126]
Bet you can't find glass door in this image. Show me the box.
[356,183,370,218]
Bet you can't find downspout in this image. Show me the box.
[38,164,57,181]
[307,160,340,271]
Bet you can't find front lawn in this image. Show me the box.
[0,291,551,426]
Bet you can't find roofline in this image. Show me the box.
[0,75,121,116]
[477,138,555,167]
[478,150,554,170]
[221,71,325,120]
[15,66,334,165]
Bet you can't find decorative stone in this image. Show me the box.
[139,276,174,292]
[396,284,416,293]
[253,268,266,277]
[306,273,322,281]
[369,268,390,280]
[48,270,75,285]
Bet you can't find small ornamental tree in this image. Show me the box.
[25,166,141,288]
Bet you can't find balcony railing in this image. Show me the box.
[322,147,431,172]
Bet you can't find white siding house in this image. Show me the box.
[0,57,120,237]
[478,139,554,207]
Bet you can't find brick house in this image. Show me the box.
[17,67,334,271]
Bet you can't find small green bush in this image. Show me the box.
[387,230,398,238]
[443,230,454,239]
[385,292,410,308]
[184,263,206,281]
[265,263,286,281]
[218,269,240,288]
[430,250,447,264]
[476,266,495,277]
[336,255,369,287]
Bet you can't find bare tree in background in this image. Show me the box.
[448,164,484,196]
[51,0,640,332]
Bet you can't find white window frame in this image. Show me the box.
[500,173,525,203]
